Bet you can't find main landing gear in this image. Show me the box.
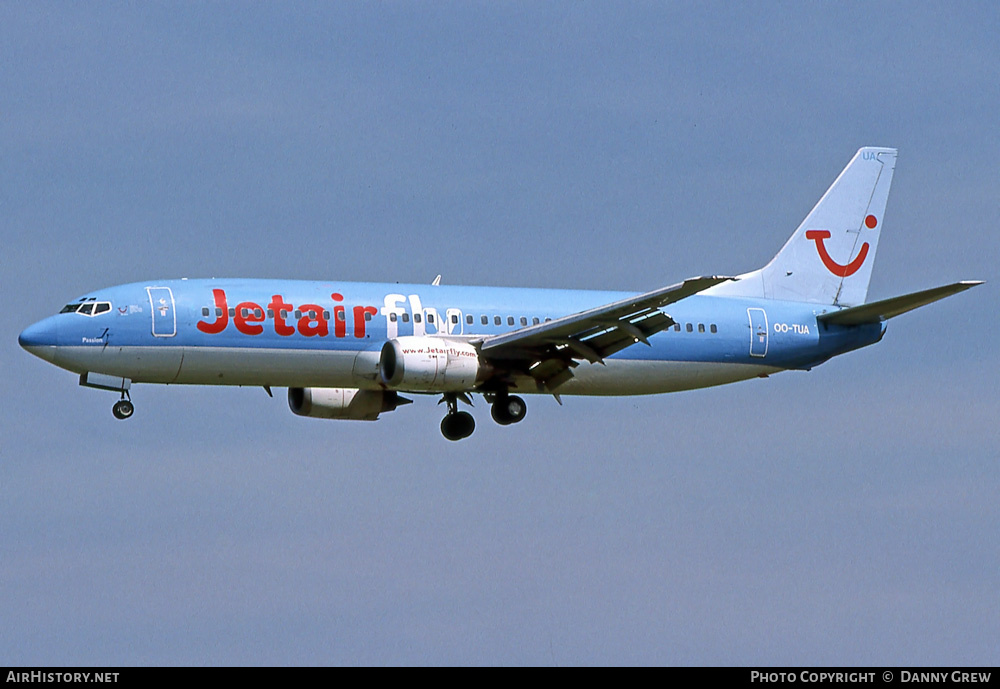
[440,394,475,441]
[112,391,134,420]
[490,393,527,426]
[439,391,527,440]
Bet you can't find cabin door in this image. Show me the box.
[147,287,177,337]
[748,308,768,358]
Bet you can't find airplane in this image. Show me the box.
[18,147,982,440]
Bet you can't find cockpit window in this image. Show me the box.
[60,300,112,316]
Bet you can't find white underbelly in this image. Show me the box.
[57,345,781,395]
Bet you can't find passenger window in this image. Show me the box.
[466,315,473,325]
[336,311,345,322]
[202,307,210,317]
[241,308,249,318]
[698,323,705,333]
[544,317,552,322]
[520,317,527,326]
[673,324,681,331]
[507,316,514,326]
[389,313,397,322]
[217,308,223,317]
[710,324,717,333]
[267,309,274,318]
[453,314,459,324]
[494,316,501,326]
[481,315,488,325]
[413,313,420,323]
[686,323,693,332]
[365,312,372,322]
[427,313,434,324]
[532,317,540,325]
[402,313,410,323]
[229,308,236,317]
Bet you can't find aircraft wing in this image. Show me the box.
[818,280,983,326]
[478,276,732,390]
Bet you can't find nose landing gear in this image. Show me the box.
[112,391,134,420]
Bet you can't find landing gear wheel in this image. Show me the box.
[112,399,134,420]
[491,395,527,425]
[504,395,526,424]
[441,411,475,441]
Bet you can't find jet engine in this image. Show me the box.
[378,336,486,391]
[287,387,409,421]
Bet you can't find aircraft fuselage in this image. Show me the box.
[20,278,883,395]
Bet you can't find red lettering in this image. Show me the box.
[197,289,229,334]
[268,295,295,336]
[331,293,346,338]
[353,305,378,338]
[234,301,265,335]
[297,304,329,337]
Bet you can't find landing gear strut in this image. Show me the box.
[112,390,134,420]
[490,393,527,426]
[440,393,475,441]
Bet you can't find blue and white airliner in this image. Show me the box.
[19,148,981,440]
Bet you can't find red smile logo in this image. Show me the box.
[805,214,877,277]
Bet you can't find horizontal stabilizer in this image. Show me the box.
[818,281,983,326]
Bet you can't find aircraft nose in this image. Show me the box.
[19,317,61,363]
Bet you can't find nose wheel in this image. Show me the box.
[112,388,134,420]
[112,399,134,420]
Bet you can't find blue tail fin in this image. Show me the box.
[709,147,897,306]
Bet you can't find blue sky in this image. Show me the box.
[2,2,998,665]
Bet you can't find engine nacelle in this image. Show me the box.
[379,336,485,391]
[287,387,407,421]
